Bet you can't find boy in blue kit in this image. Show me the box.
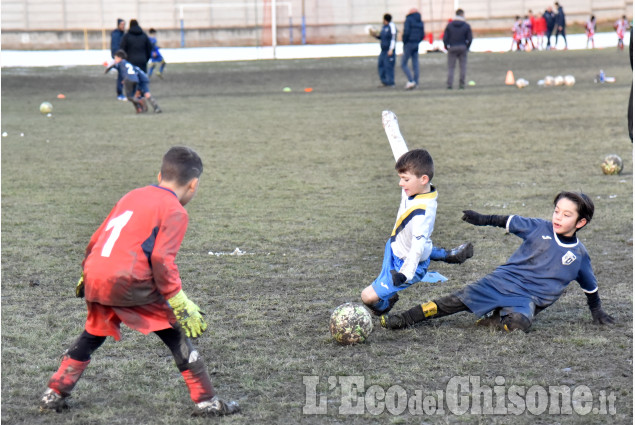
[381,191,615,332]
[106,50,162,113]
[148,28,166,79]
[361,149,473,316]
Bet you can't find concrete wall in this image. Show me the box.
[1,0,632,50]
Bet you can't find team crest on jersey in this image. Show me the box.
[561,250,576,265]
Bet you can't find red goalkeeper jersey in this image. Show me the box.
[82,185,187,306]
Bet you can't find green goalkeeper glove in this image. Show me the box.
[76,273,85,298]
[167,290,208,338]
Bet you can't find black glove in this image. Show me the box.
[591,308,616,325]
[585,291,615,325]
[462,210,509,228]
[390,270,407,286]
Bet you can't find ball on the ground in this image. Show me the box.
[544,75,555,86]
[515,78,529,88]
[564,75,575,86]
[39,102,53,114]
[554,75,564,86]
[329,303,373,345]
[601,154,623,175]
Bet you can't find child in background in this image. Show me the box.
[522,15,535,50]
[614,16,630,50]
[106,50,162,113]
[381,192,615,333]
[511,16,523,51]
[586,15,596,49]
[148,28,167,79]
[39,147,239,417]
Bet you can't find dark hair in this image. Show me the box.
[149,28,156,34]
[383,14,392,22]
[395,149,434,180]
[553,191,594,227]
[130,19,139,27]
[456,9,465,17]
[114,49,127,59]
[161,146,203,186]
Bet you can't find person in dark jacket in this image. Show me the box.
[371,13,397,87]
[543,7,555,49]
[401,8,425,90]
[443,9,472,90]
[119,19,153,73]
[110,19,126,101]
[554,2,567,49]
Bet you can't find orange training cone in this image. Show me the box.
[505,70,515,85]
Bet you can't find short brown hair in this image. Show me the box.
[161,146,203,186]
[395,149,434,180]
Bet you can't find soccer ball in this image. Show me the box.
[515,78,529,89]
[554,75,565,86]
[329,303,373,345]
[544,75,555,86]
[601,154,623,175]
[39,102,53,114]
[564,75,576,86]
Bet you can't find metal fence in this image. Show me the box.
[1,0,632,49]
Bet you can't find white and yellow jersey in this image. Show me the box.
[390,186,437,280]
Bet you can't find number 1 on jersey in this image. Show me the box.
[101,210,133,257]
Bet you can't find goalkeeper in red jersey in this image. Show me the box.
[40,146,239,417]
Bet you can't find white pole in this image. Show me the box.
[272,0,277,59]
[454,0,459,12]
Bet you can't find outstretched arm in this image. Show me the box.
[461,210,509,228]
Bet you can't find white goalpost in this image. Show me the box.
[175,2,293,58]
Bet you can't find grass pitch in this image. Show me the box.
[1,47,633,424]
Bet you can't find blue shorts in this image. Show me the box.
[136,72,150,94]
[371,239,430,300]
[455,275,540,319]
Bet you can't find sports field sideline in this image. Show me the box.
[1,31,629,67]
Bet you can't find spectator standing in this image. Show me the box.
[119,19,153,73]
[401,8,425,90]
[511,16,523,51]
[554,2,567,50]
[371,14,397,87]
[614,15,630,50]
[522,15,535,50]
[110,19,126,101]
[443,9,473,90]
[543,7,556,49]
[586,15,596,49]
[148,28,167,79]
[534,11,547,49]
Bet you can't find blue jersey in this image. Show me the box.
[149,36,164,62]
[458,215,598,317]
[111,59,139,83]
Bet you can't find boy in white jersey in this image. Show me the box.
[381,191,615,332]
[361,149,473,315]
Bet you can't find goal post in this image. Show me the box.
[176,2,293,58]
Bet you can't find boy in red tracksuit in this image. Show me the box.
[39,146,239,417]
